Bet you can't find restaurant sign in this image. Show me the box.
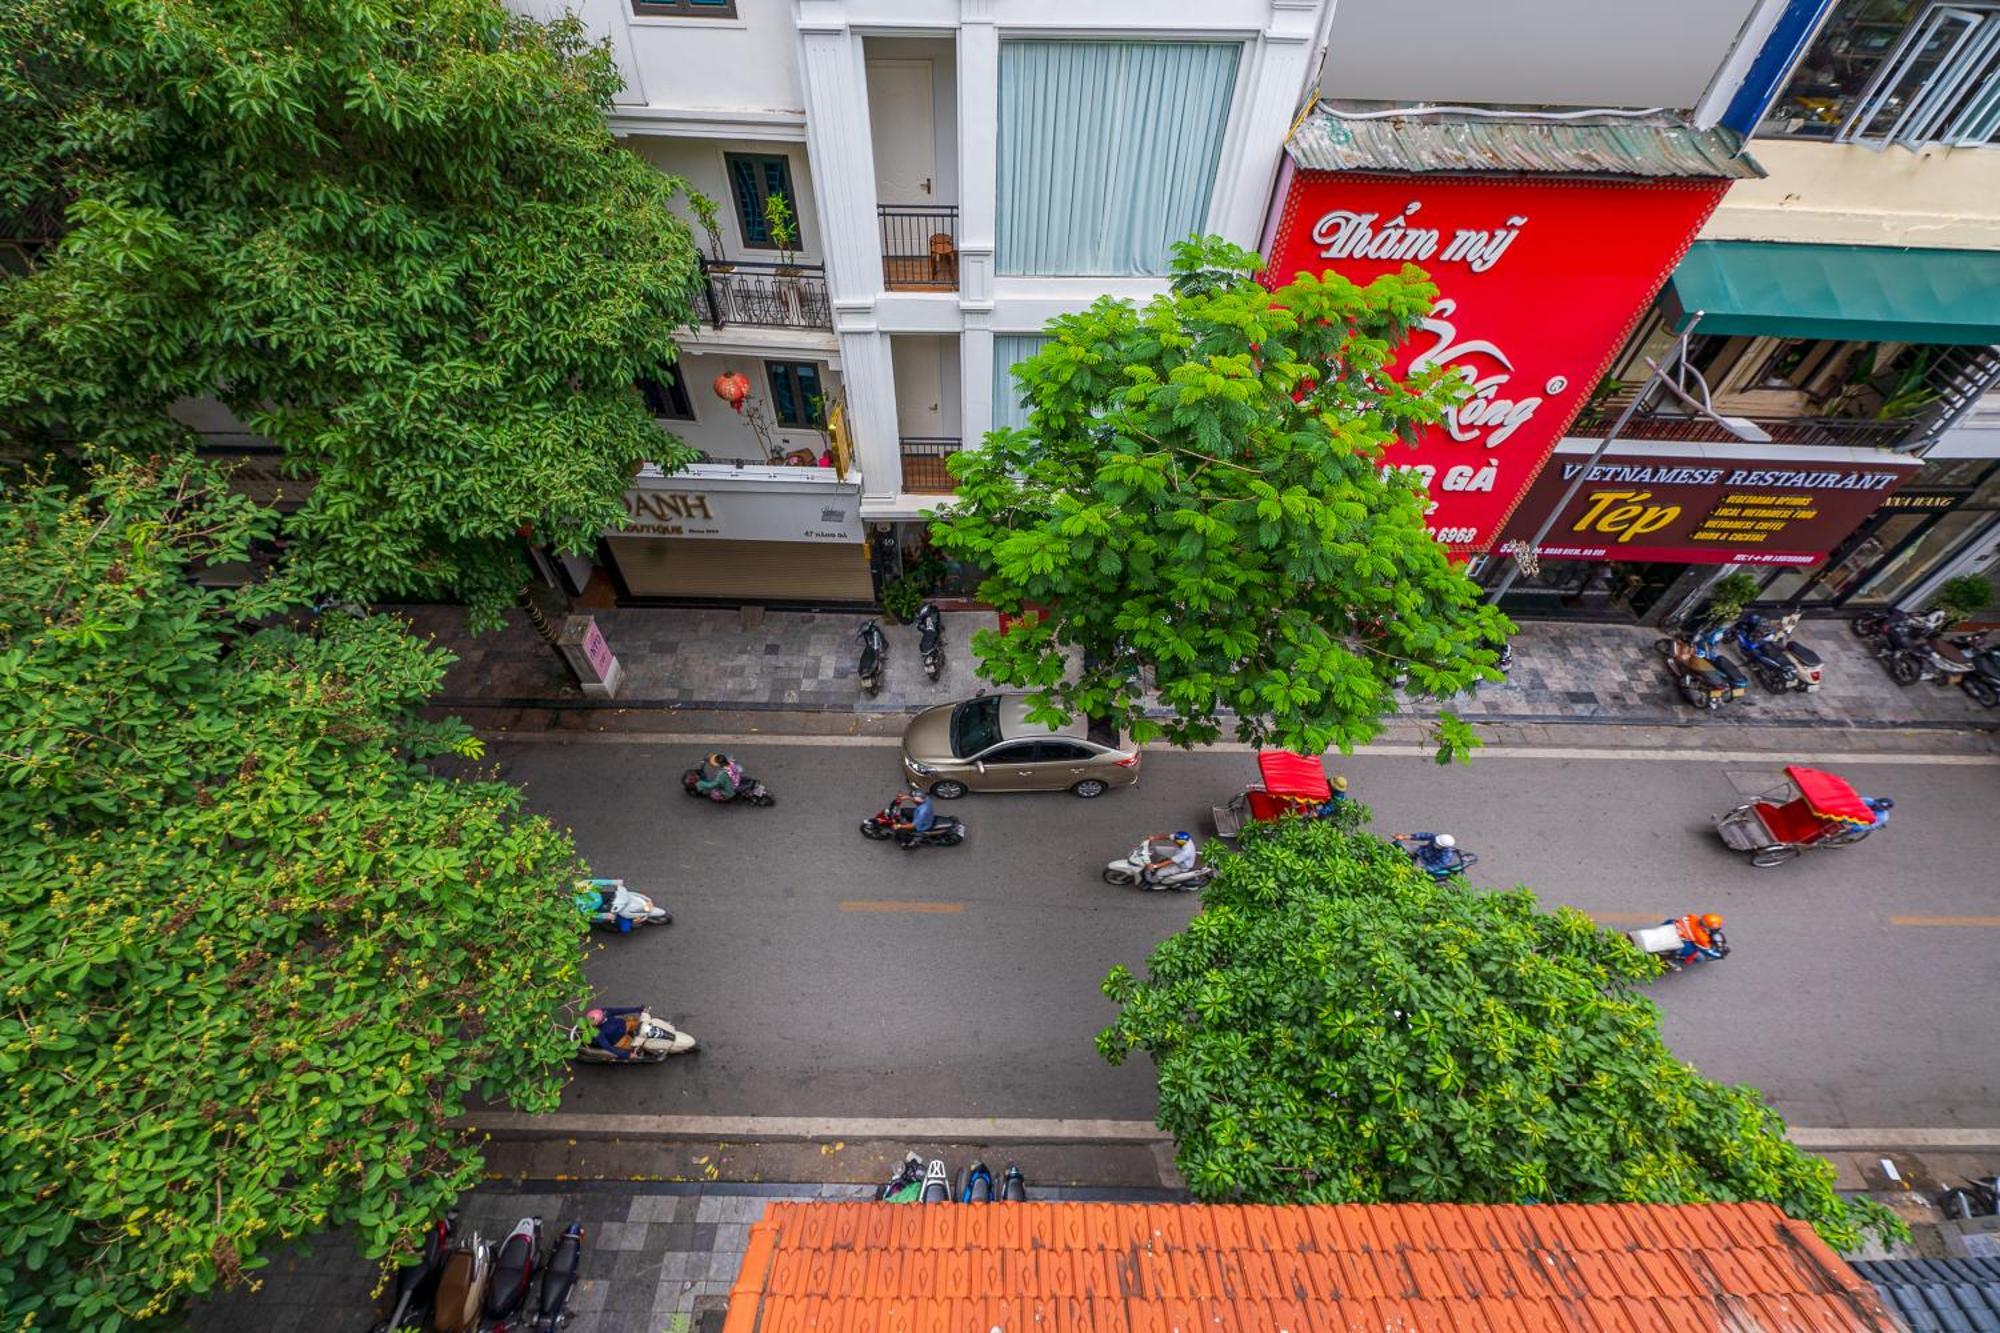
[1499,442,1922,565]
[621,465,861,544]
[1265,172,1729,554]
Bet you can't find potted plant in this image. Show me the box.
[1703,570,1761,628]
[1929,574,1993,626]
[689,191,728,270]
[764,193,802,319]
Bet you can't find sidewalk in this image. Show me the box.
[396,604,1999,734]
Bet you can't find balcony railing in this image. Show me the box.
[878,205,959,292]
[1575,411,1916,451]
[900,437,962,493]
[700,258,831,330]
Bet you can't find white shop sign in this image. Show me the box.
[619,464,862,544]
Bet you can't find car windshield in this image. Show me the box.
[948,695,1003,758]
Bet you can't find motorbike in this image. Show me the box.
[920,1159,952,1203]
[575,878,671,933]
[430,1230,492,1333]
[1691,622,1751,699]
[1000,1164,1028,1201]
[1391,835,1478,880]
[1732,612,1821,693]
[1655,629,1739,710]
[484,1217,544,1327]
[1964,643,2000,708]
[1939,1176,2000,1220]
[958,1161,994,1203]
[1884,628,1984,688]
[574,1008,699,1063]
[915,602,945,681]
[535,1222,585,1332]
[1625,921,1730,973]
[370,1212,457,1333]
[681,764,776,807]
[1750,612,1824,692]
[1102,838,1216,891]
[1853,606,1947,643]
[879,1152,926,1202]
[858,799,966,848]
[857,619,887,695]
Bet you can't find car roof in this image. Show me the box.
[997,694,1090,742]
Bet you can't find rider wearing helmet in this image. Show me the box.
[1862,795,1893,829]
[586,1006,644,1060]
[1670,912,1727,964]
[890,784,937,847]
[1398,832,1459,875]
[695,752,741,801]
[1145,831,1199,885]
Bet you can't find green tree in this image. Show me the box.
[0,0,704,622]
[1097,814,1901,1250]
[0,459,592,1328]
[932,237,1511,760]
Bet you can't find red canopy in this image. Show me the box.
[1785,766,1875,826]
[1256,750,1332,802]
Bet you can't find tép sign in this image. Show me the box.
[1264,172,1728,554]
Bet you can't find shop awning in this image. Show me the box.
[1664,241,2000,344]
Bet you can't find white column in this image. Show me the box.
[796,8,883,310]
[957,4,999,309]
[961,316,994,448]
[1208,1,1320,247]
[842,329,904,504]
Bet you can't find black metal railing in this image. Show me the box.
[1591,413,1917,451]
[699,258,831,330]
[900,437,962,493]
[878,205,959,291]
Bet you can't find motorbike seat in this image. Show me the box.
[1786,641,1821,667]
[859,645,880,675]
[486,1233,535,1316]
[540,1229,582,1317]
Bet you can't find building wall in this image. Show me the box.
[655,350,845,466]
[629,138,826,265]
[520,0,806,117]
[1699,140,2000,250]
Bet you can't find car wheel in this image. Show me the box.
[929,780,968,800]
[1071,779,1109,798]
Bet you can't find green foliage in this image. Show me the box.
[763,192,800,271]
[882,574,928,624]
[930,236,1512,761]
[1705,571,1763,625]
[0,460,592,1327]
[1098,817,1902,1250]
[689,190,727,263]
[0,0,704,624]
[1931,573,1993,624]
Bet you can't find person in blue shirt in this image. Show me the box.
[1862,796,1893,829]
[585,1006,644,1060]
[695,752,741,801]
[1394,832,1460,877]
[891,786,937,847]
[1313,775,1351,818]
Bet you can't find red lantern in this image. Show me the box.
[712,372,751,413]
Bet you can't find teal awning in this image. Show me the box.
[1663,241,2000,345]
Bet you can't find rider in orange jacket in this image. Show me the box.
[1671,912,1727,963]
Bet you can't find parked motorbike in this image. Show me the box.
[535,1223,584,1332]
[858,798,966,848]
[1000,1164,1028,1201]
[1939,1176,2000,1220]
[915,602,944,681]
[1964,643,2000,708]
[1853,606,1947,643]
[430,1230,493,1333]
[920,1159,951,1203]
[575,878,671,933]
[1625,920,1730,973]
[1885,628,1985,688]
[1655,629,1739,710]
[484,1217,544,1327]
[1102,837,1216,890]
[1391,834,1478,880]
[857,619,887,695]
[574,1008,699,1063]
[681,763,776,807]
[370,1212,457,1333]
[1691,622,1750,699]
[879,1152,926,1202]
[1752,611,1824,692]
[1732,612,1822,693]
[958,1161,995,1203]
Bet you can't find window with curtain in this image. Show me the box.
[992,335,1048,434]
[997,40,1240,277]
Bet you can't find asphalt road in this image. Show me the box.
[494,736,2000,1130]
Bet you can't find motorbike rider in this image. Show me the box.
[1670,913,1727,964]
[694,752,742,801]
[1144,831,1199,885]
[1395,832,1459,875]
[585,1006,645,1060]
[891,785,938,847]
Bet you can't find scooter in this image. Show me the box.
[1102,838,1216,891]
[430,1230,493,1333]
[574,1009,699,1063]
[484,1217,544,1327]
[1391,835,1478,880]
[535,1223,585,1332]
[915,602,944,681]
[680,765,776,807]
[958,1161,995,1203]
[1625,921,1729,973]
[1885,629,1984,688]
[857,619,887,695]
[1854,606,1947,643]
[1964,644,2000,708]
[999,1164,1028,1201]
[1754,611,1824,691]
[1940,1176,2000,1220]
[1732,614,1805,694]
[920,1159,951,1203]
[1655,630,1736,710]
[370,1212,457,1332]
[1691,622,1751,700]
[575,878,671,933]
[858,799,966,848]
[879,1152,926,1202]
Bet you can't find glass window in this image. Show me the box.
[1025,741,1093,762]
[632,0,737,17]
[725,154,796,250]
[1851,510,1988,604]
[949,695,1003,757]
[764,362,824,428]
[1760,1,2000,148]
[638,369,694,421]
[991,335,1047,435]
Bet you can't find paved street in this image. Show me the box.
[497,735,2000,1132]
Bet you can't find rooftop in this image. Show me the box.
[1288,106,1763,180]
[721,1201,1899,1333]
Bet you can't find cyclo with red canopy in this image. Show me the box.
[1211,750,1335,840]
[1715,765,1884,868]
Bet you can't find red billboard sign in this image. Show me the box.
[1498,442,1921,564]
[1264,171,1728,554]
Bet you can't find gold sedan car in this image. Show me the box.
[901,693,1141,799]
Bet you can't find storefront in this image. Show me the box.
[600,464,874,604]
[1263,109,1756,556]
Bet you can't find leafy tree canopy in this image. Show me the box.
[0,0,702,621]
[1098,814,1901,1250]
[932,237,1511,759]
[0,459,591,1328]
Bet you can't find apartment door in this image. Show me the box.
[867,60,937,204]
[892,337,945,438]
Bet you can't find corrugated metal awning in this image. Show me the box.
[1288,107,1763,179]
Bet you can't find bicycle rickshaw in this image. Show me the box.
[1211,750,1336,840]
[1715,764,1883,868]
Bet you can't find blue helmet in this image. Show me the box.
[1172,831,1191,843]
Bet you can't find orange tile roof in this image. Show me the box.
[720,1202,1898,1333]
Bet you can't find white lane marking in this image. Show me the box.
[483,730,1997,764]
[453,1111,2000,1150]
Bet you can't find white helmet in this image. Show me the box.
[1433,834,1456,849]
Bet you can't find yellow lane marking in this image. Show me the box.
[1582,912,1666,925]
[1890,915,2000,928]
[839,900,966,914]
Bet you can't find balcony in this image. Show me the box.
[900,437,962,493]
[879,205,959,292]
[1598,413,1915,450]
[699,258,831,331]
